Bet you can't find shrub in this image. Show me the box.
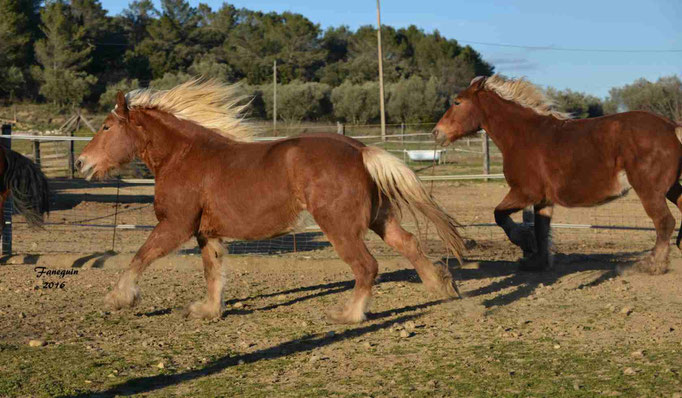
[331,81,380,124]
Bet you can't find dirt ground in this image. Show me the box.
[1,181,681,397]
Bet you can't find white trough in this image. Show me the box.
[404,149,444,162]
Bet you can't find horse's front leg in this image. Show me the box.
[520,204,554,271]
[106,220,193,310]
[494,189,536,255]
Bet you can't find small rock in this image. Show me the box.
[572,381,582,390]
[399,330,412,338]
[404,321,416,331]
[28,339,45,347]
[623,367,637,376]
[362,341,373,349]
[630,350,645,358]
[84,380,92,384]
[233,302,244,309]
[553,344,561,349]
[238,359,245,365]
[620,307,633,316]
[18,312,26,319]
[309,355,320,363]
[156,362,164,369]
[107,374,115,378]
[275,294,286,301]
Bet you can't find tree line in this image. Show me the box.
[0,0,680,124]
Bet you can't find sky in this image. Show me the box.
[100,0,682,98]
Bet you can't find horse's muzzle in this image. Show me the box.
[431,127,450,147]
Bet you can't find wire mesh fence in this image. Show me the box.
[1,123,671,259]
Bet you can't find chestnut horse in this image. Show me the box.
[77,80,464,323]
[0,146,49,229]
[433,75,682,274]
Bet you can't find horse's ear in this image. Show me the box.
[470,76,487,90]
[115,91,129,121]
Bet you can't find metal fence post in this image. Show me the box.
[1,124,12,255]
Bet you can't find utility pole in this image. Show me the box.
[273,60,277,134]
[376,0,387,141]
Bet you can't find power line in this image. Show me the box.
[457,39,682,54]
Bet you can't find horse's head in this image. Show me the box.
[77,92,139,180]
[432,76,487,146]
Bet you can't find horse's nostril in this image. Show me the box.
[431,128,439,136]
[75,159,83,170]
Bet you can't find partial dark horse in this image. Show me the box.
[77,80,464,323]
[433,75,682,274]
[0,146,50,230]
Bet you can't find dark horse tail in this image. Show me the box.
[2,148,50,228]
[673,126,682,248]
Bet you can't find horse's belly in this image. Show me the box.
[554,171,631,207]
[202,204,310,241]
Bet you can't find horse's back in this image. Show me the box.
[542,111,681,206]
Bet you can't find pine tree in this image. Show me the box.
[33,0,96,107]
[0,0,40,99]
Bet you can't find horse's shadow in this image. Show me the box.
[61,309,428,398]
[58,251,643,398]
[452,251,643,308]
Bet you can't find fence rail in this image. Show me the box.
[0,122,667,258]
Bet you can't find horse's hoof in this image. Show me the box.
[327,307,366,324]
[423,263,461,299]
[519,253,551,272]
[105,286,140,310]
[185,300,222,319]
[634,256,669,275]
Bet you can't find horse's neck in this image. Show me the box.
[133,110,192,175]
[477,92,558,153]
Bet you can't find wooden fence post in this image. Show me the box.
[32,140,41,167]
[337,122,345,135]
[68,112,78,178]
[1,124,12,255]
[482,130,490,181]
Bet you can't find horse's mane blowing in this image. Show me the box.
[483,75,572,120]
[124,79,255,141]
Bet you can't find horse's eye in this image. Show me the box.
[102,125,109,131]
[453,100,461,106]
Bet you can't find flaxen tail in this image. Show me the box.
[361,146,464,261]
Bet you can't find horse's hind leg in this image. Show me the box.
[186,236,225,319]
[666,182,682,249]
[327,236,377,324]
[520,204,554,271]
[637,195,675,274]
[106,221,192,310]
[371,213,459,298]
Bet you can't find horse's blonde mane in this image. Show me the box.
[125,79,255,141]
[482,75,572,120]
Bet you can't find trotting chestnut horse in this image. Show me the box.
[433,75,682,274]
[77,80,464,323]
